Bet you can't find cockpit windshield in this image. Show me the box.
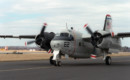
[53,32,74,41]
[60,33,69,37]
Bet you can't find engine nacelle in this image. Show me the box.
[95,30,121,49]
[97,37,112,49]
[92,30,110,47]
[34,32,55,50]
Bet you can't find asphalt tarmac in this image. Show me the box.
[0,56,130,80]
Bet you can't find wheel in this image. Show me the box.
[53,61,57,66]
[53,61,62,66]
[105,56,112,65]
[57,61,62,66]
[50,56,54,65]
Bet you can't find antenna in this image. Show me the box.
[66,23,68,30]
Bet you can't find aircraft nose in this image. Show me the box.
[50,40,63,50]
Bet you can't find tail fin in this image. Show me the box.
[103,14,112,32]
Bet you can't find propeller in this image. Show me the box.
[27,23,47,45]
[84,24,111,47]
[40,23,47,37]
[27,23,55,51]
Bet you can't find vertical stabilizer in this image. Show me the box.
[103,14,112,32]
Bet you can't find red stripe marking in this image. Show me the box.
[25,42,27,46]
[84,24,88,28]
[91,54,96,58]
[106,14,111,17]
[48,49,51,53]
[44,23,47,26]
[111,32,114,37]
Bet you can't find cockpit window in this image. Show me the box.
[60,33,69,37]
[53,33,74,41]
[56,33,60,36]
[70,35,74,40]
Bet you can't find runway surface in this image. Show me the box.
[1,56,130,80]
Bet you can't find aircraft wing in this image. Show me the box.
[82,32,130,42]
[114,32,130,38]
[0,35,36,39]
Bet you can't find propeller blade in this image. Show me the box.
[86,26,94,36]
[84,24,94,36]
[100,33,111,38]
[27,40,35,45]
[40,23,47,37]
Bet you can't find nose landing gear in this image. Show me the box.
[49,50,62,66]
[50,56,62,66]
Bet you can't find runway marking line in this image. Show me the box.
[0,66,54,72]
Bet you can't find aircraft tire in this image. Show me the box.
[53,61,61,66]
[54,61,57,66]
[50,56,54,65]
[57,61,61,66]
[105,56,111,65]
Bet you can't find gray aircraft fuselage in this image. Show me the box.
[51,29,121,59]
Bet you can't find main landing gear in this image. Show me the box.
[104,56,112,65]
[50,56,62,66]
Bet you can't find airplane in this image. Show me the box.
[0,14,130,66]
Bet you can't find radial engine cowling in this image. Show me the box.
[35,32,55,50]
[93,31,112,49]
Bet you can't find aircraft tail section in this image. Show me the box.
[103,14,112,32]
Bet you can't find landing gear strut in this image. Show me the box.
[105,56,112,65]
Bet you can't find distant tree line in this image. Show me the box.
[0,46,44,51]
[121,46,130,52]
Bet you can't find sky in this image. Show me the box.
[0,0,130,47]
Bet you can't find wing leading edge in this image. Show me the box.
[114,32,130,38]
[0,35,36,39]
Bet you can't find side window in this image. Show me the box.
[70,35,74,41]
[60,33,69,37]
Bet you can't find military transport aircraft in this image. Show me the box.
[0,14,130,66]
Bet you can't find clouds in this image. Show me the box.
[5,0,62,14]
[0,0,130,46]
[2,0,130,18]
